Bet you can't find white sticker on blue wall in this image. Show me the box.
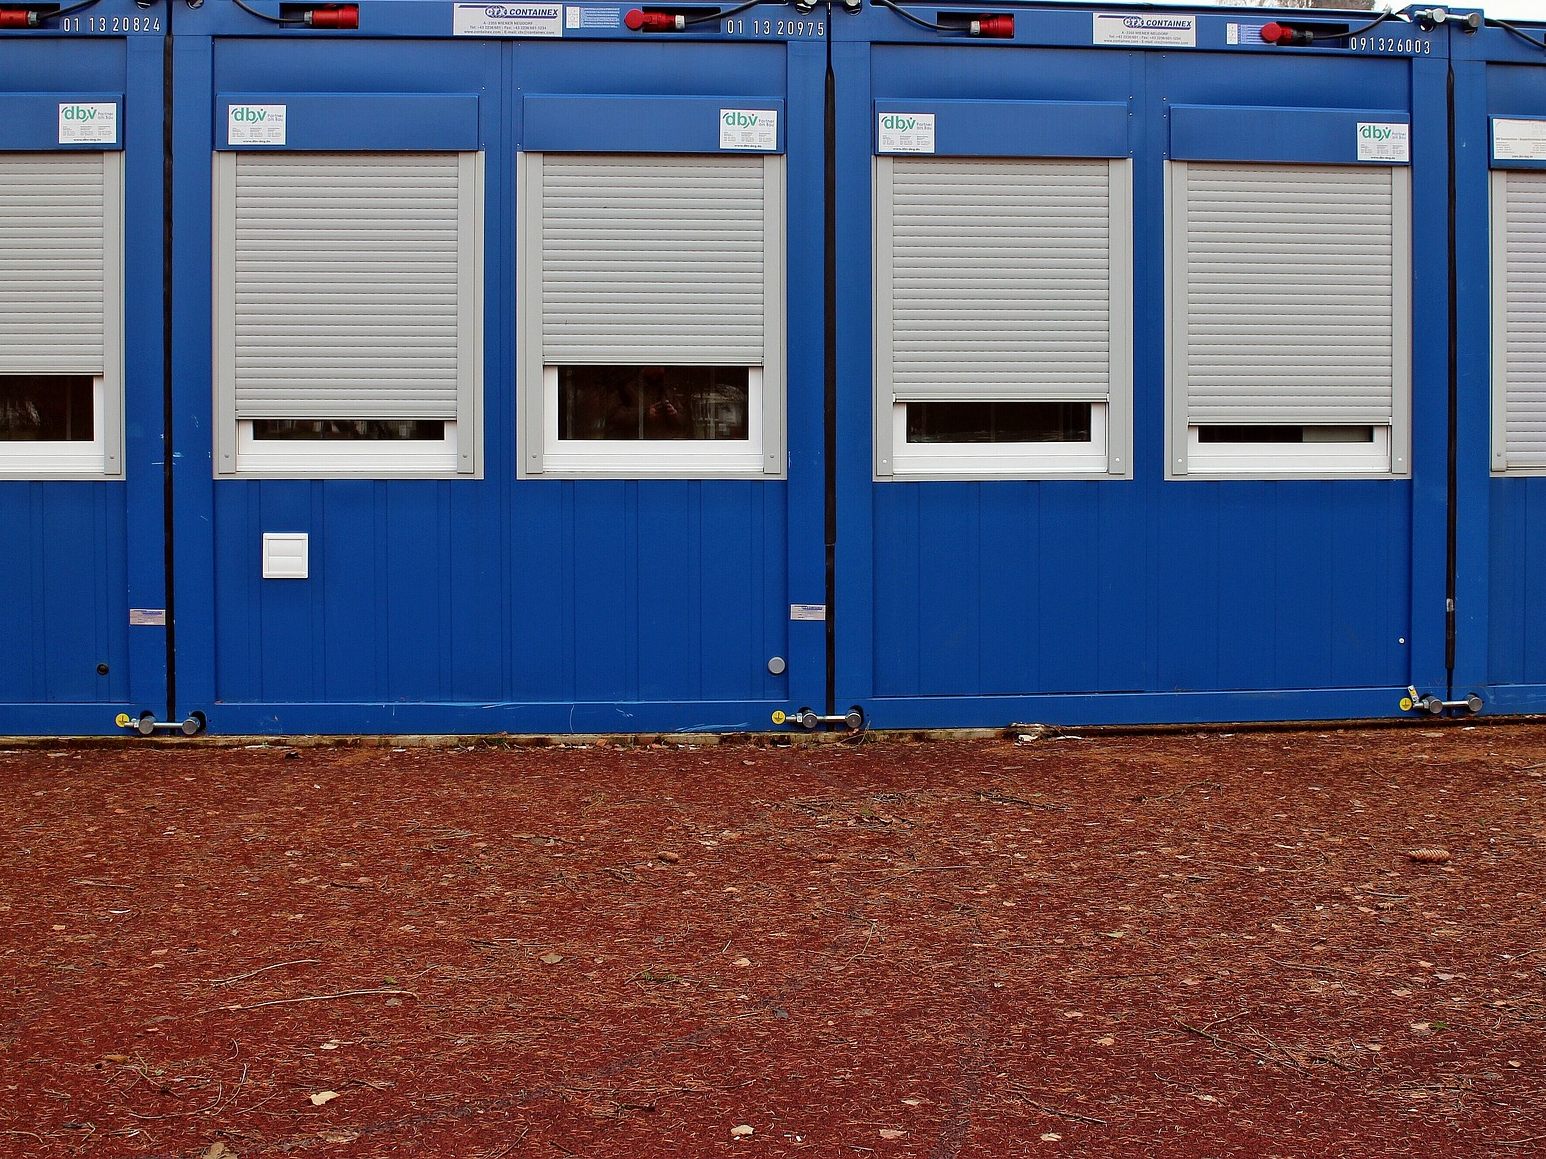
[58,102,117,145]
[228,104,286,146]
[1357,122,1409,163]
[1494,119,1546,163]
[720,109,777,151]
[565,5,620,28]
[453,3,563,36]
[877,113,935,154]
[1093,12,1195,47]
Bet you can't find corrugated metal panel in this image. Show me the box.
[229,153,469,419]
[538,154,768,365]
[882,157,1114,402]
[1178,163,1399,426]
[1497,169,1546,468]
[0,153,109,374]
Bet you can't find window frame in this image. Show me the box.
[872,154,1133,483]
[0,152,123,481]
[1490,166,1546,476]
[1165,159,1412,481]
[515,151,787,481]
[212,149,485,480]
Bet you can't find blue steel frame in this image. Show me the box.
[832,3,1454,728]
[0,2,168,735]
[170,0,827,733]
[1451,12,1546,715]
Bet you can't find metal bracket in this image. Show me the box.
[772,707,865,731]
[1400,688,1483,716]
[116,711,206,737]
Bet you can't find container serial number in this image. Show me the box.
[59,15,162,30]
[723,18,824,36]
[1349,36,1431,54]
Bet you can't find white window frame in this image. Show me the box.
[873,155,1133,482]
[0,152,124,481]
[1490,165,1546,476]
[1166,159,1411,481]
[1185,425,1392,475]
[234,420,460,475]
[889,401,1109,478]
[516,151,786,481]
[539,366,765,475]
[213,150,485,480]
[0,375,111,478]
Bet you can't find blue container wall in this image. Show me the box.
[0,16,167,735]
[1452,25,1546,713]
[832,8,1451,727]
[171,6,828,733]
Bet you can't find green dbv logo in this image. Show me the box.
[879,115,918,133]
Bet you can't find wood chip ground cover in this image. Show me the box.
[0,725,1543,1156]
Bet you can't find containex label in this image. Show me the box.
[453,3,564,36]
[1092,12,1196,47]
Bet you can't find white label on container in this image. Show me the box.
[129,608,166,627]
[1494,119,1546,163]
[58,102,117,145]
[1225,22,1239,45]
[228,104,286,146]
[453,3,563,36]
[1093,12,1196,48]
[720,109,777,151]
[1357,122,1409,163]
[877,112,935,154]
[565,5,620,27]
[790,603,827,622]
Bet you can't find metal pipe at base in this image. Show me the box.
[115,712,206,737]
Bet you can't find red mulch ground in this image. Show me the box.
[1,723,1544,1158]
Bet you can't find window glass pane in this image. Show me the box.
[251,420,447,442]
[558,367,750,442]
[0,374,94,442]
[905,402,1091,445]
[1197,425,1375,445]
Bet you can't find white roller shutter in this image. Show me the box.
[217,151,480,422]
[1171,161,1409,428]
[0,152,118,374]
[528,153,779,367]
[1492,168,1546,472]
[876,156,1122,403]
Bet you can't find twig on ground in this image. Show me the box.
[1003,1086,1108,1126]
[216,988,418,1013]
[70,880,135,890]
[1267,958,1357,975]
[1172,1017,1299,1071]
[209,959,321,988]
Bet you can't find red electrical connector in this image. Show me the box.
[624,9,685,30]
[0,8,39,26]
[969,14,1013,37]
[303,4,358,27]
[1260,21,1312,46]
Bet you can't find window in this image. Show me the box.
[1167,161,1410,479]
[517,152,785,478]
[213,151,484,478]
[1491,167,1546,475]
[873,155,1131,480]
[0,153,122,479]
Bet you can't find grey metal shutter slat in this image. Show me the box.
[1181,163,1397,427]
[0,154,107,373]
[539,155,766,366]
[885,158,1113,402]
[1500,170,1546,467]
[232,153,465,420]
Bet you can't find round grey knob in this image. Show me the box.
[767,656,787,676]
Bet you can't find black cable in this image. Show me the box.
[869,0,944,33]
[1494,19,1546,52]
[44,0,101,20]
[230,0,305,25]
[1305,9,1397,44]
[681,0,779,26]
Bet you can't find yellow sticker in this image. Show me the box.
[1398,697,1413,712]
[114,712,131,728]
[771,710,787,725]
